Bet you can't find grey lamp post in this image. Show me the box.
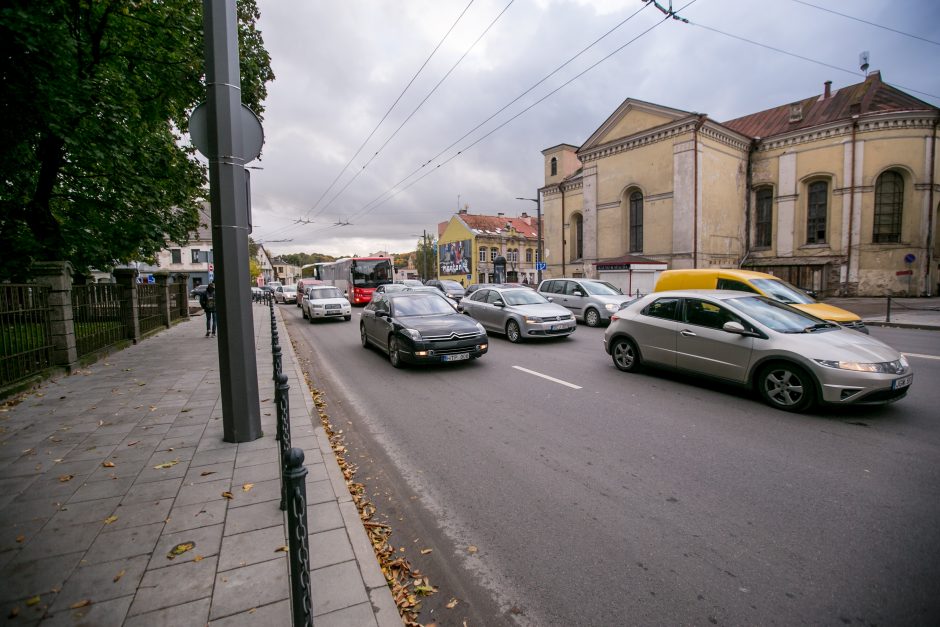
[516,194,542,284]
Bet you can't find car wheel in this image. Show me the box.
[388,336,404,368]
[506,319,521,343]
[302,307,308,319]
[585,308,601,327]
[757,362,816,412]
[610,337,640,372]
[360,324,369,348]
[308,311,315,324]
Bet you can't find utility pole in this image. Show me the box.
[422,230,429,281]
[202,0,262,443]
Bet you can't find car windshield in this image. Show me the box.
[381,284,407,292]
[728,296,831,333]
[581,281,622,296]
[392,295,455,316]
[440,280,464,290]
[309,288,343,299]
[750,278,815,304]
[282,286,297,293]
[502,289,549,306]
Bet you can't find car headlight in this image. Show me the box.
[402,329,422,341]
[605,303,618,311]
[474,322,485,334]
[814,358,908,374]
[524,316,542,324]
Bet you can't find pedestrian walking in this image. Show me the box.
[200,282,217,336]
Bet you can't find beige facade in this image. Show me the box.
[437,210,540,285]
[540,73,939,296]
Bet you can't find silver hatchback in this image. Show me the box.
[537,278,633,327]
[603,290,912,412]
[460,286,575,342]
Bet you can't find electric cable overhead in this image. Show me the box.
[789,0,940,47]
[309,0,516,222]
[303,0,476,220]
[687,19,940,101]
[348,1,656,221]
[333,1,689,227]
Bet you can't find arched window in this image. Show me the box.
[479,247,487,263]
[873,170,903,243]
[806,180,828,244]
[629,191,643,252]
[550,157,558,176]
[755,187,773,248]
[572,214,583,260]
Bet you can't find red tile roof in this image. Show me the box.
[721,72,937,139]
[458,213,539,239]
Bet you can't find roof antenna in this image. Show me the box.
[859,51,870,75]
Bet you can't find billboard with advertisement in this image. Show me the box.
[439,240,472,276]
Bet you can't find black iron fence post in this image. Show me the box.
[284,447,312,626]
[275,372,291,510]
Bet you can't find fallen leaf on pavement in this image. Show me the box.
[8,607,19,618]
[25,596,40,607]
[200,471,216,477]
[167,541,195,559]
[104,515,118,525]
[102,461,115,468]
[242,483,253,492]
[420,548,432,555]
[113,569,125,582]
[153,460,179,469]
[15,535,25,543]
[193,555,204,562]
[70,600,91,609]
[127,441,139,447]
[59,475,74,482]
[221,491,234,500]
[467,545,478,554]
[446,598,459,609]
[275,546,289,553]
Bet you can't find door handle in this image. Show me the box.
[680,329,697,337]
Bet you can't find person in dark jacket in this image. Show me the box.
[199,282,217,337]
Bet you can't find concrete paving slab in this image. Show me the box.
[209,556,288,620]
[123,597,210,627]
[127,555,218,617]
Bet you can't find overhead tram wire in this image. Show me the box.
[789,0,940,47]
[302,0,476,221]
[687,20,940,101]
[343,2,692,224]
[310,0,516,221]
[349,1,656,219]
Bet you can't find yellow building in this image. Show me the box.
[437,209,540,285]
[541,71,939,296]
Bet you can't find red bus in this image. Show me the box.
[321,257,393,304]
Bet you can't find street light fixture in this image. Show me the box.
[516,194,542,284]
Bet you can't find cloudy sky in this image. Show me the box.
[244,0,940,259]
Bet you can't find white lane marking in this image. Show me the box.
[512,365,582,389]
[903,352,940,361]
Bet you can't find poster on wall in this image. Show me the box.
[439,240,472,275]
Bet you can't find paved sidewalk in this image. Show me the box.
[822,296,940,330]
[0,304,399,626]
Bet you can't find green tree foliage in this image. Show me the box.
[0,0,274,281]
[415,237,438,281]
[279,252,336,268]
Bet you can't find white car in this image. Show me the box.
[302,286,352,322]
[273,284,298,304]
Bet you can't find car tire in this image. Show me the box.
[757,362,816,412]
[506,319,521,343]
[610,337,640,372]
[585,308,601,327]
[302,307,308,320]
[360,324,369,348]
[388,336,404,368]
[308,311,315,324]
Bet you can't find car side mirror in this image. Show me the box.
[375,310,389,318]
[723,321,750,335]
[573,291,584,297]
[803,289,817,299]
[494,300,505,307]
[546,296,554,302]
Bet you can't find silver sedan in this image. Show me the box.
[460,286,575,342]
[603,290,913,412]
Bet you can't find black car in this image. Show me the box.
[360,292,488,368]
[424,279,466,302]
[190,284,208,299]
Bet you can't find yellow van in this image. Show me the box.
[653,269,867,333]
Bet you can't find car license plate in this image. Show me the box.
[442,353,470,362]
[892,374,913,390]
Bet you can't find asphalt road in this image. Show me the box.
[283,303,940,626]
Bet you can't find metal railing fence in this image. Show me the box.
[137,284,163,335]
[0,285,53,387]
[72,283,128,358]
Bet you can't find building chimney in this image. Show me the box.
[458,208,468,215]
[497,212,504,217]
[824,80,832,98]
[520,212,528,219]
